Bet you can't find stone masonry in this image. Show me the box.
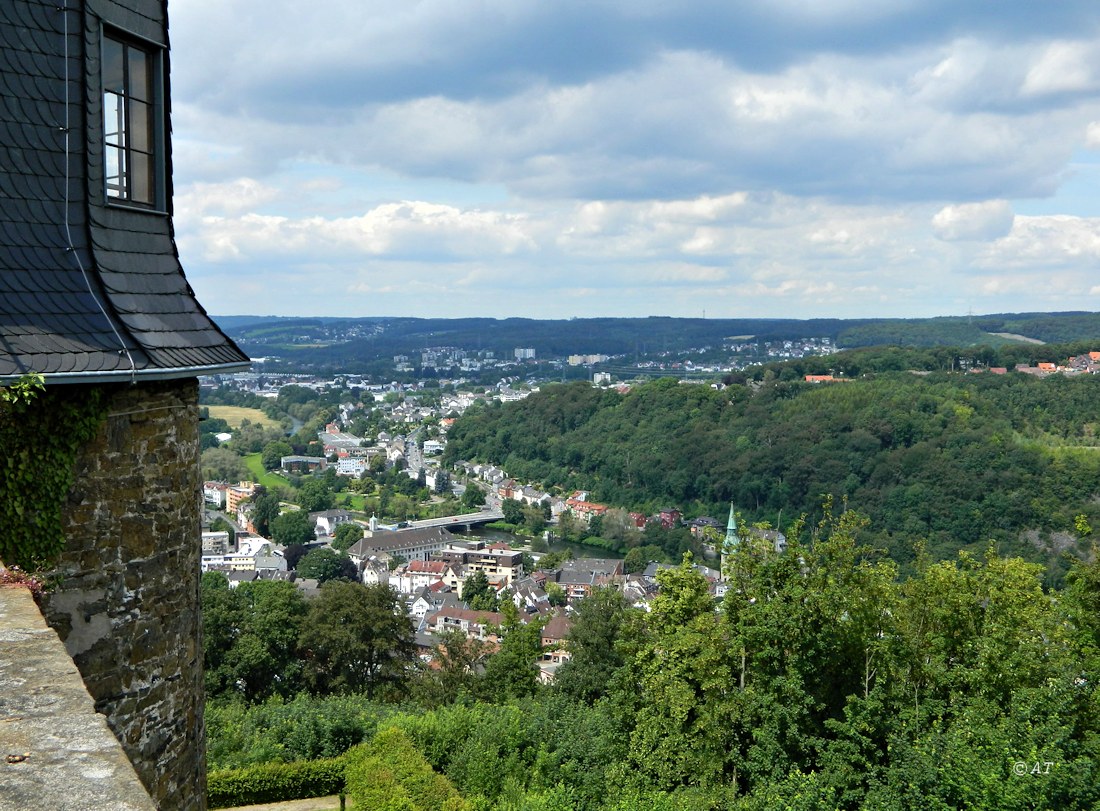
[38,379,207,810]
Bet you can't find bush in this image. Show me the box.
[345,726,470,811]
[206,756,346,808]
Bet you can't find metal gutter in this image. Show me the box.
[0,361,252,386]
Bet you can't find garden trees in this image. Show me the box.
[333,522,365,552]
[460,571,498,611]
[201,446,250,482]
[412,629,490,708]
[501,498,524,526]
[555,587,630,705]
[483,602,544,699]
[270,509,315,547]
[251,491,281,538]
[299,581,416,699]
[297,476,336,512]
[460,484,484,510]
[261,439,293,471]
[296,547,358,583]
[201,574,308,703]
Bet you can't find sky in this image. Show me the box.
[168,0,1100,321]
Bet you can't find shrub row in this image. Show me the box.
[206,756,346,809]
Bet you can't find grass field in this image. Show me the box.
[243,453,295,492]
[206,405,281,429]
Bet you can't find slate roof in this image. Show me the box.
[0,0,248,383]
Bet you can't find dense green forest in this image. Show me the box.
[205,517,1100,809]
[444,367,1100,582]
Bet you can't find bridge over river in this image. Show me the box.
[404,510,505,532]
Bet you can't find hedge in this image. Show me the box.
[207,756,346,809]
[345,727,470,811]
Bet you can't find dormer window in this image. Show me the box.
[102,32,162,209]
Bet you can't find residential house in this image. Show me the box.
[438,542,524,588]
[552,558,624,601]
[203,481,230,508]
[656,508,682,529]
[201,531,231,555]
[389,559,452,595]
[564,491,609,525]
[226,481,259,514]
[311,509,356,537]
[426,607,504,642]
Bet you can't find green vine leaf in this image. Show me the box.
[0,376,107,572]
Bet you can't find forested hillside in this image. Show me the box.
[445,370,1100,580]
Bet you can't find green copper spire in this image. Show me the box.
[724,502,738,551]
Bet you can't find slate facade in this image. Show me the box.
[0,0,248,383]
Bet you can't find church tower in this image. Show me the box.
[721,502,738,576]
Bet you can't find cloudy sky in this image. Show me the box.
[168,0,1100,321]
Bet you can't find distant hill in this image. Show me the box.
[212,311,1100,373]
[445,373,1100,584]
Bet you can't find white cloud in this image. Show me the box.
[1022,41,1100,97]
[169,0,1100,319]
[931,200,1014,241]
[976,215,1100,268]
[1086,121,1100,148]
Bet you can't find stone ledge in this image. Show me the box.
[0,586,156,811]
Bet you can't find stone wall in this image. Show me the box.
[38,378,206,810]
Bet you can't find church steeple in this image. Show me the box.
[721,502,739,579]
[724,502,738,552]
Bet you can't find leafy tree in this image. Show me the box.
[201,446,250,482]
[271,509,315,547]
[461,571,498,611]
[201,574,308,703]
[412,629,490,708]
[502,498,525,526]
[299,581,416,698]
[483,602,543,699]
[555,588,630,705]
[296,547,358,583]
[261,439,293,471]
[545,582,567,607]
[251,491,281,538]
[522,503,548,535]
[333,522,365,552]
[297,476,336,512]
[623,544,665,574]
[461,485,484,510]
[283,543,309,571]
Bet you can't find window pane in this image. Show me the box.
[128,99,151,152]
[103,37,124,93]
[130,153,154,204]
[105,145,124,198]
[103,91,124,144]
[128,46,152,102]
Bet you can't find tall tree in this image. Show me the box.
[298,476,336,512]
[555,588,630,704]
[298,581,416,698]
[251,491,281,538]
[296,547,357,583]
[271,509,315,547]
[483,602,544,699]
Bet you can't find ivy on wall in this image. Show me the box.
[0,375,108,571]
